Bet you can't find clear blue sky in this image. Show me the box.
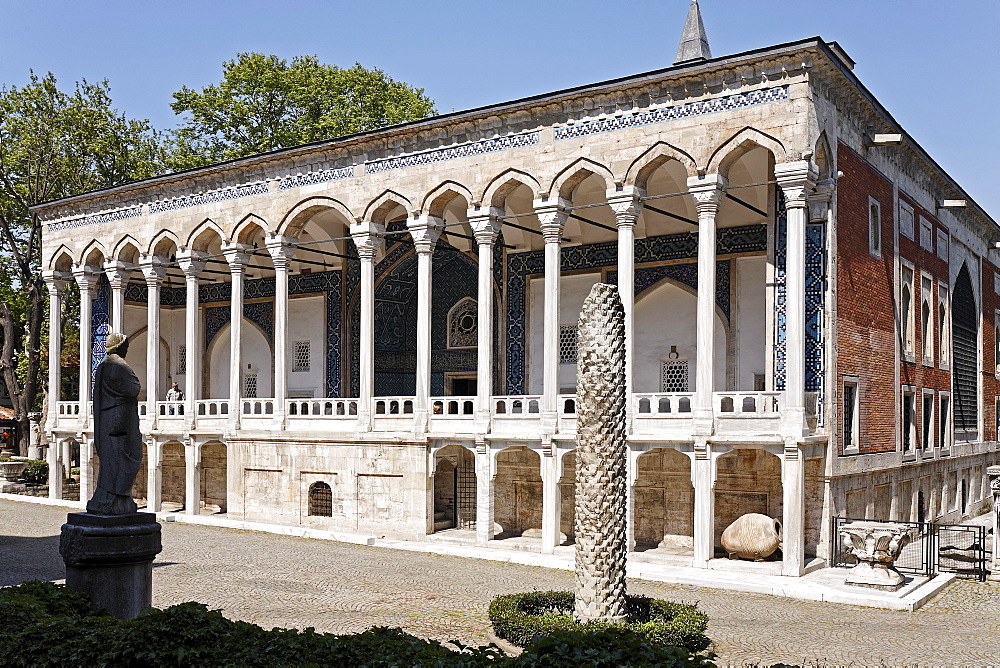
[2,0,998,216]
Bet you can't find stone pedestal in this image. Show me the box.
[59,512,162,619]
[839,521,914,592]
[988,466,1000,581]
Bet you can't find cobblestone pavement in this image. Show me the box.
[2,498,998,666]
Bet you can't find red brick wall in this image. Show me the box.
[835,144,896,454]
[981,259,997,442]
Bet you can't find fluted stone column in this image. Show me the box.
[407,216,442,437]
[775,161,818,437]
[608,188,643,414]
[177,250,206,429]
[223,243,251,429]
[104,261,130,335]
[469,209,501,432]
[687,175,726,435]
[73,267,98,430]
[267,236,297,426]
[534,200,570,435]
[349,222,385,432]
[140,258,165,428]
[42,271,67,434]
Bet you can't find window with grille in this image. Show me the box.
[660,359,689,392]
[939,283,950,366]
[899,201,914,239]
[293,340,310,372]
[940,394,950,448]
[559,324,578,364]
[243,372,258,398]
[902,389,914,452]
[447,298,477,349]
[952,264,978,435]
[177,345,186,374]
[869,198,882,256]
[843,379,859,452]
[922,392,934,449]
[921,298,933,361]
[900,265,914,355]
[308,481,332,517]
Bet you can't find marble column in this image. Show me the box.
[104,261,130,335]
[469,209,501,432]
[184,437,202,516]
[608,188,643,423]
[73,267,98,430]
[78,436,94,504]
[987,466,1000,579]
[140,258,165,428]
[42,271,67,434]
[781,444,806,576]
[686,175,726,435]
[475,441,495,546]
[223,242,252,429]
[349,222,385,432]
[534,199,570,435]
[775,161,818,438]
[407,216,442,437]
[177,250,206,429]
[267,236,297,426]
[146,437,163,512]
[540,448,562,554]
[691,442,715,568]
[46,435,63,500]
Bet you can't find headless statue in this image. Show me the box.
[87,332,143,515]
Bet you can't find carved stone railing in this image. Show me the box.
[633,393,694,417]
[429,396,475,418]
[286,399,358,418]
[491,395,542,417]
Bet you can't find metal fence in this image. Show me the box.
[830,516,988,582]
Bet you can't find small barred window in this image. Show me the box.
[243,372,258,398]
[447,298,477,348]
[660,359,689,392]
[559,324,578,364]
[177,345,186,375]
[293,340,310,372]
[308,481,332,517]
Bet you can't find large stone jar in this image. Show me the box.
[0,460,27,483]
[721,513,782,561]
[839,521,915,591]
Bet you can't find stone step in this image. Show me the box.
[434,520,454,531]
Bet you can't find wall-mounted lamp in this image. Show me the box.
[668,345,679,359]
[937,199,967,209]
[865,132,903,147]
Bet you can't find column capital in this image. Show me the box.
[221,241,253,270]
[606,188,644,227]
[468,207,503,245]
[71,265,99,293]
[808,177,836,223]
[139,256,167,285]
[407,215,443,255]
[41,270,69,294]
[349,221,386,262]
[533,198,571,241]
[686,174,728,215]
[102,260,131,288]
[265,235,297,267]
[774,160,819,208]
[176,249,207,278]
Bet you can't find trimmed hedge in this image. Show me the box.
[20,459,48,485]
[0,582,716,667]
[489,591,711,653]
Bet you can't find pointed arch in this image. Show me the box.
[421,180,474,218]
[547,157,615,200]
[363,189,413,225]
[706,127,788,177]
[48,245,75,272]
[813,132,834,180]
[232,213,270,245]
[479,169,541,209]
[112,235,142,264]
[78,239,107,268]
[277,196,356,238]
[146,229,180,259]
[952,262,978,434]
[185,219,228,251]
[625,142,697,190]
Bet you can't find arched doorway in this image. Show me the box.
[634,447,694,554]
[208,320,273,400]
[200,441,227,513]
[161,441,185,510]
[494,446,542,538]
[432,445,475,531]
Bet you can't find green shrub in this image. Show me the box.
[489,591,711,653]
[514,628,716,667]
[20,459,48,485]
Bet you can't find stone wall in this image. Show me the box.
[634,447,694,549]
[713,449,782,552]
[494,446,542,538]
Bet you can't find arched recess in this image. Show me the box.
[112,236,142,265]
[200,441,227,513]
[479,169,541,210]
[625,142,697,191]
[952,263,978,436]
[123,326,170,401]
[493,446,542,538]
[363,190,413,226]
[813,132,834,181]
[207,319,273,399]
[633,447,693,552]
[422,181,474,218]
[231,214,269,246]
[161,440,186,508]
[78,240,107,269]
[432,444,476,531]
[185,219,228,252]
[706,127,788,178]
[278,197,356,238]
[147,229,180,259]
[547,157,615,202]
[49,246,75,272]
[633,278,727,393]
[713,448,783,556]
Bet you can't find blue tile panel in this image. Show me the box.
[90,276,111,390]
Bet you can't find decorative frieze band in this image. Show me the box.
[278,166,355,191]
[365,131,540,174]
[554,86,789,141]
[47,206,143,232]
[148,181,270,214]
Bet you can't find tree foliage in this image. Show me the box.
[167,53,436,169]
[0,72,162,453]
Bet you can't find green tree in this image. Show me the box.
[167,53,436,169]
[0,72,163,455]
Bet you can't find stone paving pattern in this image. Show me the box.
[2,499,998,666]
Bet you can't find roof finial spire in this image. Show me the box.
[674,0,712,65]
